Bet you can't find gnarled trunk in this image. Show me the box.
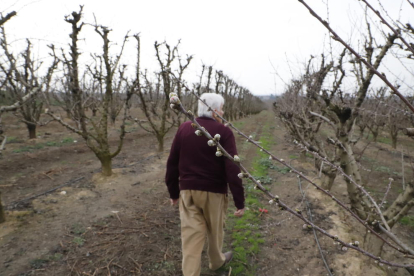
[157,135,164,152]
[338,136,369,219]
[97,153,113,176]
[27,123,36,139]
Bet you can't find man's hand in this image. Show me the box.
[170,198,179,206]
[234,208,245,217]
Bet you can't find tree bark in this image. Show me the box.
[98,154,112,176]
[339,136,369,219]
[27,124,36,139]
[157,135,164,152]
[391,134,397,149]
[403,128,414,137]
[363,229,385,257]
[321,173,336,191]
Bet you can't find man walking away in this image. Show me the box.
[165,93,245,276]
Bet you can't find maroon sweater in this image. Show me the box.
[165,117,245,209]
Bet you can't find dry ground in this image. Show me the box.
[0,109,413,275]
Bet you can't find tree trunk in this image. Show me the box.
[27,123,36,139]
[157,135,164,152]
[99,155,112,176]
[372,131,378,142]
[321,173,336,191]
[339,137,369,219]
[0,191,5,224]
[391,134,397,149]
[363,229,385,258]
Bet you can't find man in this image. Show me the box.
[165,93,245,276]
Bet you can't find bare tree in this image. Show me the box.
[0,28,58,139]
[135,37,192,151]
[287,1,414,273]
[46,7,135,176]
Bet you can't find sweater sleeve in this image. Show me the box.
[165,128,181,199]
[221,127,245,209]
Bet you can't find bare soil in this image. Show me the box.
[0,110,413,276]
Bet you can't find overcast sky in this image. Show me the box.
[1,0,412,95]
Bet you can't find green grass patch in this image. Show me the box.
[71,222,86,235]
[226,114,274,275]
[374,166,391,173]
[13,143,45,153]
[377,136,392,145]
[232,121,245,129]
[61,137,74,144]
[13,137,75,153]
[367,133,392,145]
[400,216,414,228]
[72,236,85,246]
[305,152,314,158]
[6,136,24,144]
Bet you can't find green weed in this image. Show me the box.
[72,237,85,246]
[13,137,75,153]
[378,136,392,145]
[13,144,44,153]
[61,137,74,144]
[48,253,63,262]
[7,136,24,144]
[400,216,414,228]
[375,166,391,173]
[71,222,85,235]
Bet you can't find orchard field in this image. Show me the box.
[2,1,414,275]
[0,107,413,276]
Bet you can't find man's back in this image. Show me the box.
[165,116,244,209]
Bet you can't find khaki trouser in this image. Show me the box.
[179,190,229,276]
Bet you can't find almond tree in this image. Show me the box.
[0,9,44,223]
[383,95,411,149]
[0,31,58,139]
[0,90,40,223]
[364,89,387,142]
[134,37,192,151]
[46,7,135,176]
[294,1,414,271]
